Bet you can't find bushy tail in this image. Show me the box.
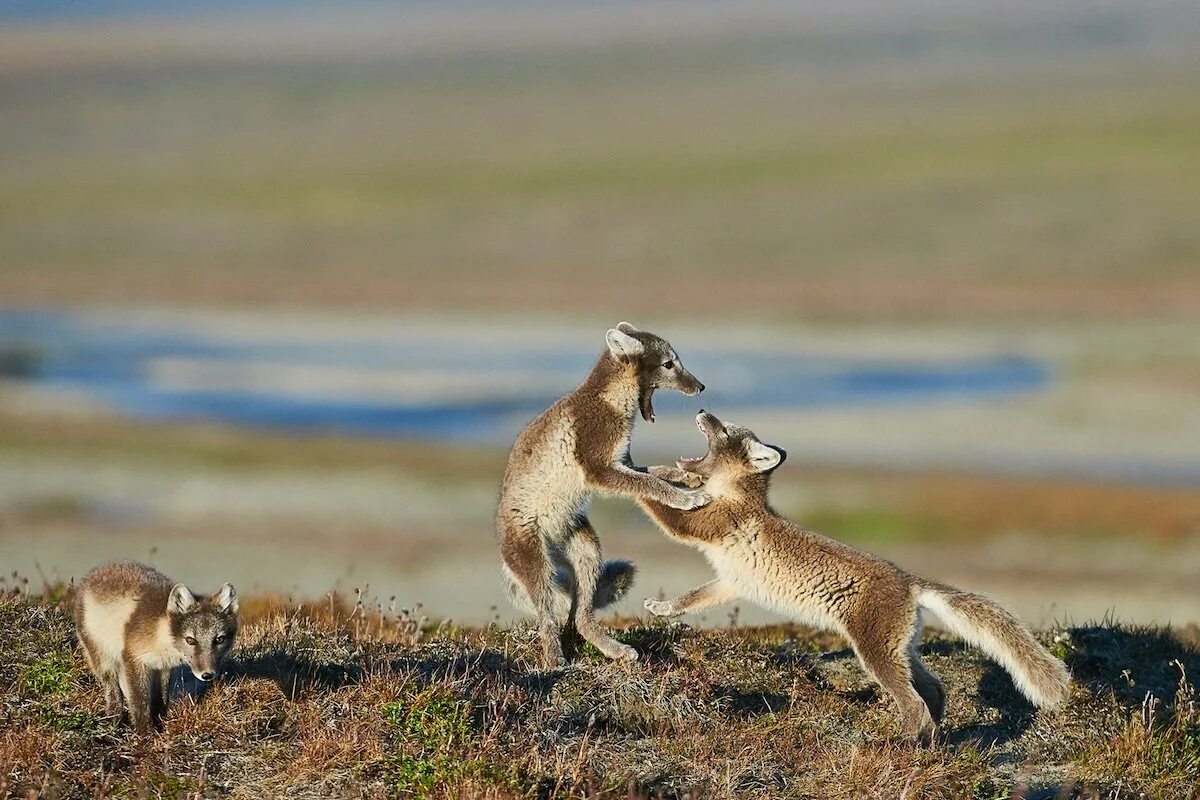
[504,560,637,622]
[916,582,1069,709]
[592,560,637,610]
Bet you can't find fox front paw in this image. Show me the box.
[648,466,705,489]
[665,489,711,510]
[644,598,682,618]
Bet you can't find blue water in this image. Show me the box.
[0,310,1051,443]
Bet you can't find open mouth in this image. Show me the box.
[677,414,713,472]
[639,387,656,422]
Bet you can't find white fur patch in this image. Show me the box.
[81,592,136,670]
[697,530,842,633]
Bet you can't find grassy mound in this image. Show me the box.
[2,590,1197,799]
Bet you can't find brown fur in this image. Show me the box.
[640,412,1070,743]
[498,322,708,667]
[73,561,239,734]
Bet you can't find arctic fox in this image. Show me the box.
[498,322,709,667]
[639,411,1070,742]
[73,561,239,734]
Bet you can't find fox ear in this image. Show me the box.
[615,321,639,333]
[605,327,644,360]
[214,583,239,614]
[745,440,785,473]
[168,583,198,615]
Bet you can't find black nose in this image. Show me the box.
[696,382,705,393]
[200,672,214,682]
[698,409,705,415]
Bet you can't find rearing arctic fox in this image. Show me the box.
[499,322,709,668]
[639,411,1069,742]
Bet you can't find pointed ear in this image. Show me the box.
[168,583,198,615]
[605,327,644,360]
[615,321,639,333]
[745,440,784,473]
[214,583,239,614]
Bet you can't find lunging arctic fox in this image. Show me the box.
[74,561,239,734]
[499,322,709,667]
[639,411,1070,742]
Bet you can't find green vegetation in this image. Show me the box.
[380,686,488,795]
[18,651,76,699]
[2,590,1199,798]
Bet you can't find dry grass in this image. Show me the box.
[2,588,1198,799]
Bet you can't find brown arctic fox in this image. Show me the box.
[639,411,1070,742]
[499,322,710,667]
[73,561,239,734]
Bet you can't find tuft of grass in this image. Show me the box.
[17,650,76,699]
[380,686,484,794]
[1076,661,1200,799]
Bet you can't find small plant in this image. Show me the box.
[18,651,75,699]
[380,686,483,795]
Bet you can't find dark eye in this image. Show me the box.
[185,636,197,646]
[214,635,225,645]
[663,360,675,370]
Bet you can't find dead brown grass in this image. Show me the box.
[3,588,1199,799]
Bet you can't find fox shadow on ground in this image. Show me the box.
[223,649,365,700]
[1061,623,1199,708]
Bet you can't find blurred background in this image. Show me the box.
[2,0,1198,628]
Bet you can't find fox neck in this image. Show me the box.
[581,351,641,418]
[708,472,774,515]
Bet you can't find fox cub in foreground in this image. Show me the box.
[498,322,710,667]
[640,411,1070,743]
[74,561,239,734]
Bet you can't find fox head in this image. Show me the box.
[604,322,704,422]
[676,410,787,493]
[166,582,239,682]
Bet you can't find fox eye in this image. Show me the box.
[214,635,226,644]
[662,360,674,370]
[185,636,197,646]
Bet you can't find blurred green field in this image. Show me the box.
[2,3,1199,317]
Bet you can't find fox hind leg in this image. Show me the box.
[78,629,124,718]
[500,518,566,668]
[846,603,937,744]
[907,613,946,726]
[563,516,637,662]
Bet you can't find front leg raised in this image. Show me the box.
[586,464,710,509]
[647,465,704,489]
[645,579,738,618]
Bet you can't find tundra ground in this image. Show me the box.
[2,590,1198,799]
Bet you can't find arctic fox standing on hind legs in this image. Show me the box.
[640,411,1070,743]
[498,322,710,668]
